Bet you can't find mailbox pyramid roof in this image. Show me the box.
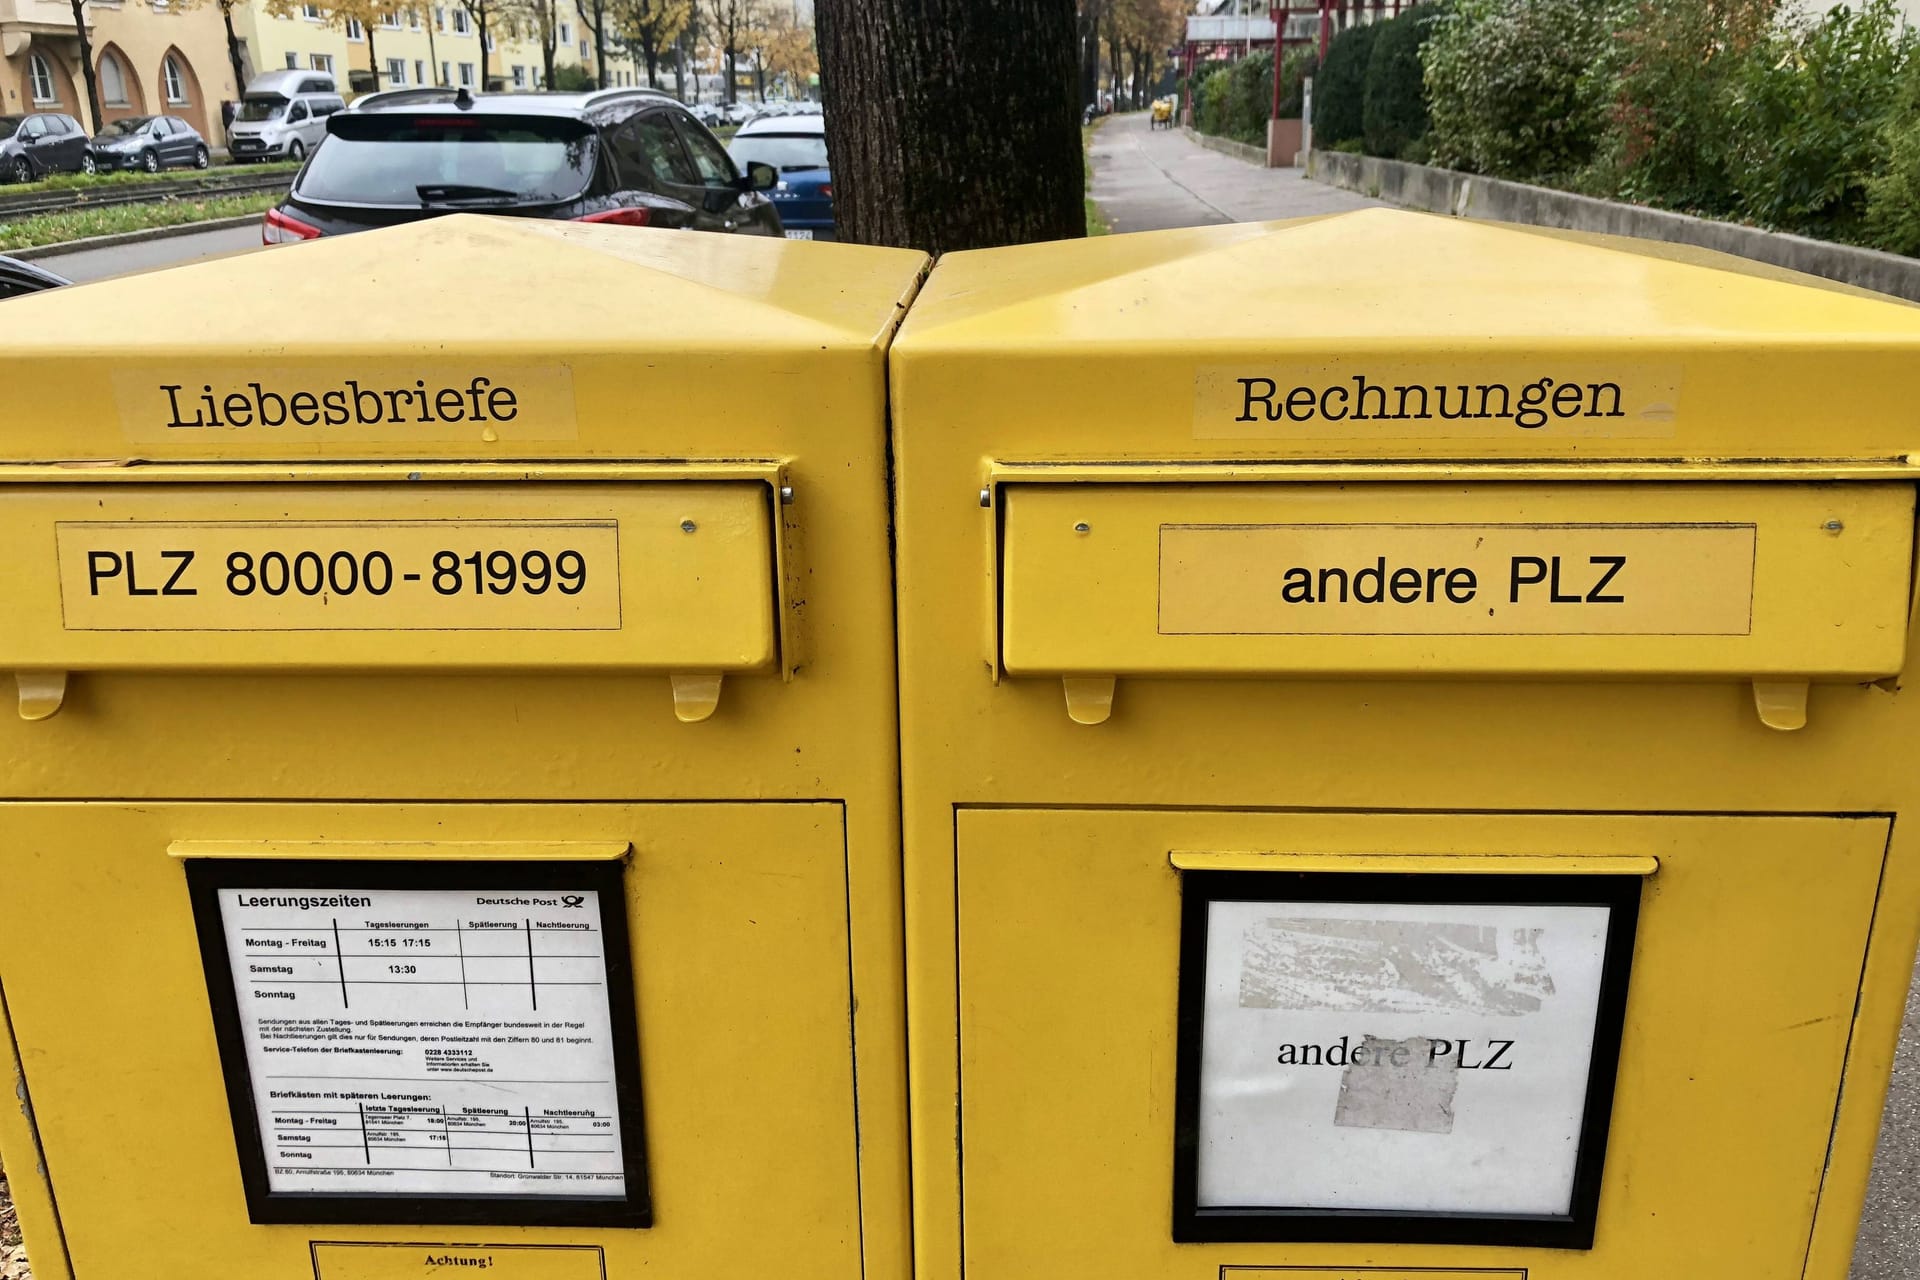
[0,215,928,463]
[894,208,1920,462]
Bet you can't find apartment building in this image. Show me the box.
[1,0,239,143]
[232,1,643,98]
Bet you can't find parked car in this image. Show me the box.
[263,87,782,243]
[229,69,347,162]
[0,255,67,298]
[728,111,831,240]
[89,115,211,172]
[722,102,755,126]
[0,113,95,183]
[690,102,723,126]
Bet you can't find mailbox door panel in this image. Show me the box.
[955,809,1888,1279]
[0,802,862,1279]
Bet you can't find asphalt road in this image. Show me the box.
[34,222,263,283]
[1088,109,1920,1278]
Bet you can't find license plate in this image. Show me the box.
[784,229,814,240]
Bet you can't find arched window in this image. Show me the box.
[162,54,187,104]
[99,51,128,106]
[28,54,56,105]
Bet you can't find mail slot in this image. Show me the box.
[890,210,1920,1280]
[0,216,927,1280]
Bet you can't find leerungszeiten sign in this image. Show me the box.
[187,859,649,1228]
[1173,871,1639,1249]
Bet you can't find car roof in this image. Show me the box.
[354,87,681,119]
[736,113,825,136]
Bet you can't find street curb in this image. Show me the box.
[1308,148,1920,304]
[14,212,262,262]
[1181,126,1268,169]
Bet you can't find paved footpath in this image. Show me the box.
[1089,109,1380,232]
[1091,106,1919,1280]
[34,222,261,283]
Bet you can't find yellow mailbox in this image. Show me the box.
[889,210,1920,1280]
[0,216,925,1280]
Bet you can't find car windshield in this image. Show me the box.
[237,99,288,122]
[297,113,598,206]
[728,134,828,172]
[0,118,20,140]
[100,117,155,136]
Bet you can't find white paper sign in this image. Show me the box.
[216,886,626,1199]
[1197,898,1611,1216]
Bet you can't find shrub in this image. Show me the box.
[1314,21,1379,148]
[1363,3,1446,159]
[1196,50,1274,147]
[1422,0,1619,180]
[1866,114,1920,255]
[1726,0,1916,241]
[1277,45,1318,119]
[1584,0,1776,217]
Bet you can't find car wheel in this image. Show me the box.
[194,145,210,169]
[79,153,96,175]
[288,139,306,161]
[8,157,29,184]
[141,150,159,174]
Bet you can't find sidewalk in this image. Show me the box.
[1088,110,1381,232]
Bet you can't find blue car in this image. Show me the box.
[727,112,832,240]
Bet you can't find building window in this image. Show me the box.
[409,8,421,28]
[310,53,334,74]
[27,54,55,105]
[302,2,322,17]
[385,57,406,84]
[345,17,363,39]
[99,51,129,106]
[578,39,588,57]
[380,10,400,28]
[414,59,426,84]
[162,54,188,104]
[433,5,444,28]
[511,64,524,87]
[283,51,299,68]
[457,61,474,86]
[483,28,494,52]
[452,8,469,34]
[439,59,450,84]
[558,20,570,44]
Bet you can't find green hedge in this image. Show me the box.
[1363,3,1445,160]
[1313,22,1379,149]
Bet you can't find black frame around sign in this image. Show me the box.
[185,858,651,1229]
[1172,869,1641,1250]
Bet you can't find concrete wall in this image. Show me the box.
[1310,149,1920,303]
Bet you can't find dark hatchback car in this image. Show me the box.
[264,87,783,242]
[0,255,67,298]
[0,113,95,183]
[90,115,211,172]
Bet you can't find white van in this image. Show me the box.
[228,70,346,162]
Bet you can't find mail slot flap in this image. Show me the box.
[1000,482,1915,680]
[0,481,776,672]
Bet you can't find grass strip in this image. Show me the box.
[0,191,276,251]
[5,161,297,197]
[1082,121,1109,236]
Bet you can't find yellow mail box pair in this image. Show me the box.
[1,211,1918,1280]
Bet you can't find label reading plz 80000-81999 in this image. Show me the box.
[56,520,620,631]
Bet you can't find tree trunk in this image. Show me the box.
[672,37,686,98]
[477,10,490,87]
[1077,2,1099,107]
[585,0,607,86]
[723,45,736,102]
[220,0,248,99]
[367,24,380,86]
[69,0,102,132]
[426,15,439,83]
[817,0,1082,253]
[642,35,659,87]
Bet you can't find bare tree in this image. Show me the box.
[67,0,103,131]
[703,0,757,104]
[817,0,1082,251]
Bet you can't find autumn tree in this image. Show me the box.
[453,0,505,85]
[703,0,757,104]
[263,0,387,89]
[758,5,816,99]
[510,0,560,87]
[817,0,1082,251]
[166,0,252,101]
[608,0,689,88]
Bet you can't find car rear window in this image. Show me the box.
[297,113,599,207]
[727,133,828,172]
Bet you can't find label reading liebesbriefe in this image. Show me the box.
[1159,523,1756,636]
[112,363,578,445]
[217,887,625,1199]
[57,520,619,631]
[1194,361,1683,440]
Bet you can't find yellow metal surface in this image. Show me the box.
[892,214,1920,1280]
[1001,483,1914,679]
[0,802,860,1280]
[1220,1271,1524,1280]
[961,811,1886,1279]
[0,223,926,1280]
[1166,852,1660,877]
[310,1241,605,1278]
[0,482,774,672]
